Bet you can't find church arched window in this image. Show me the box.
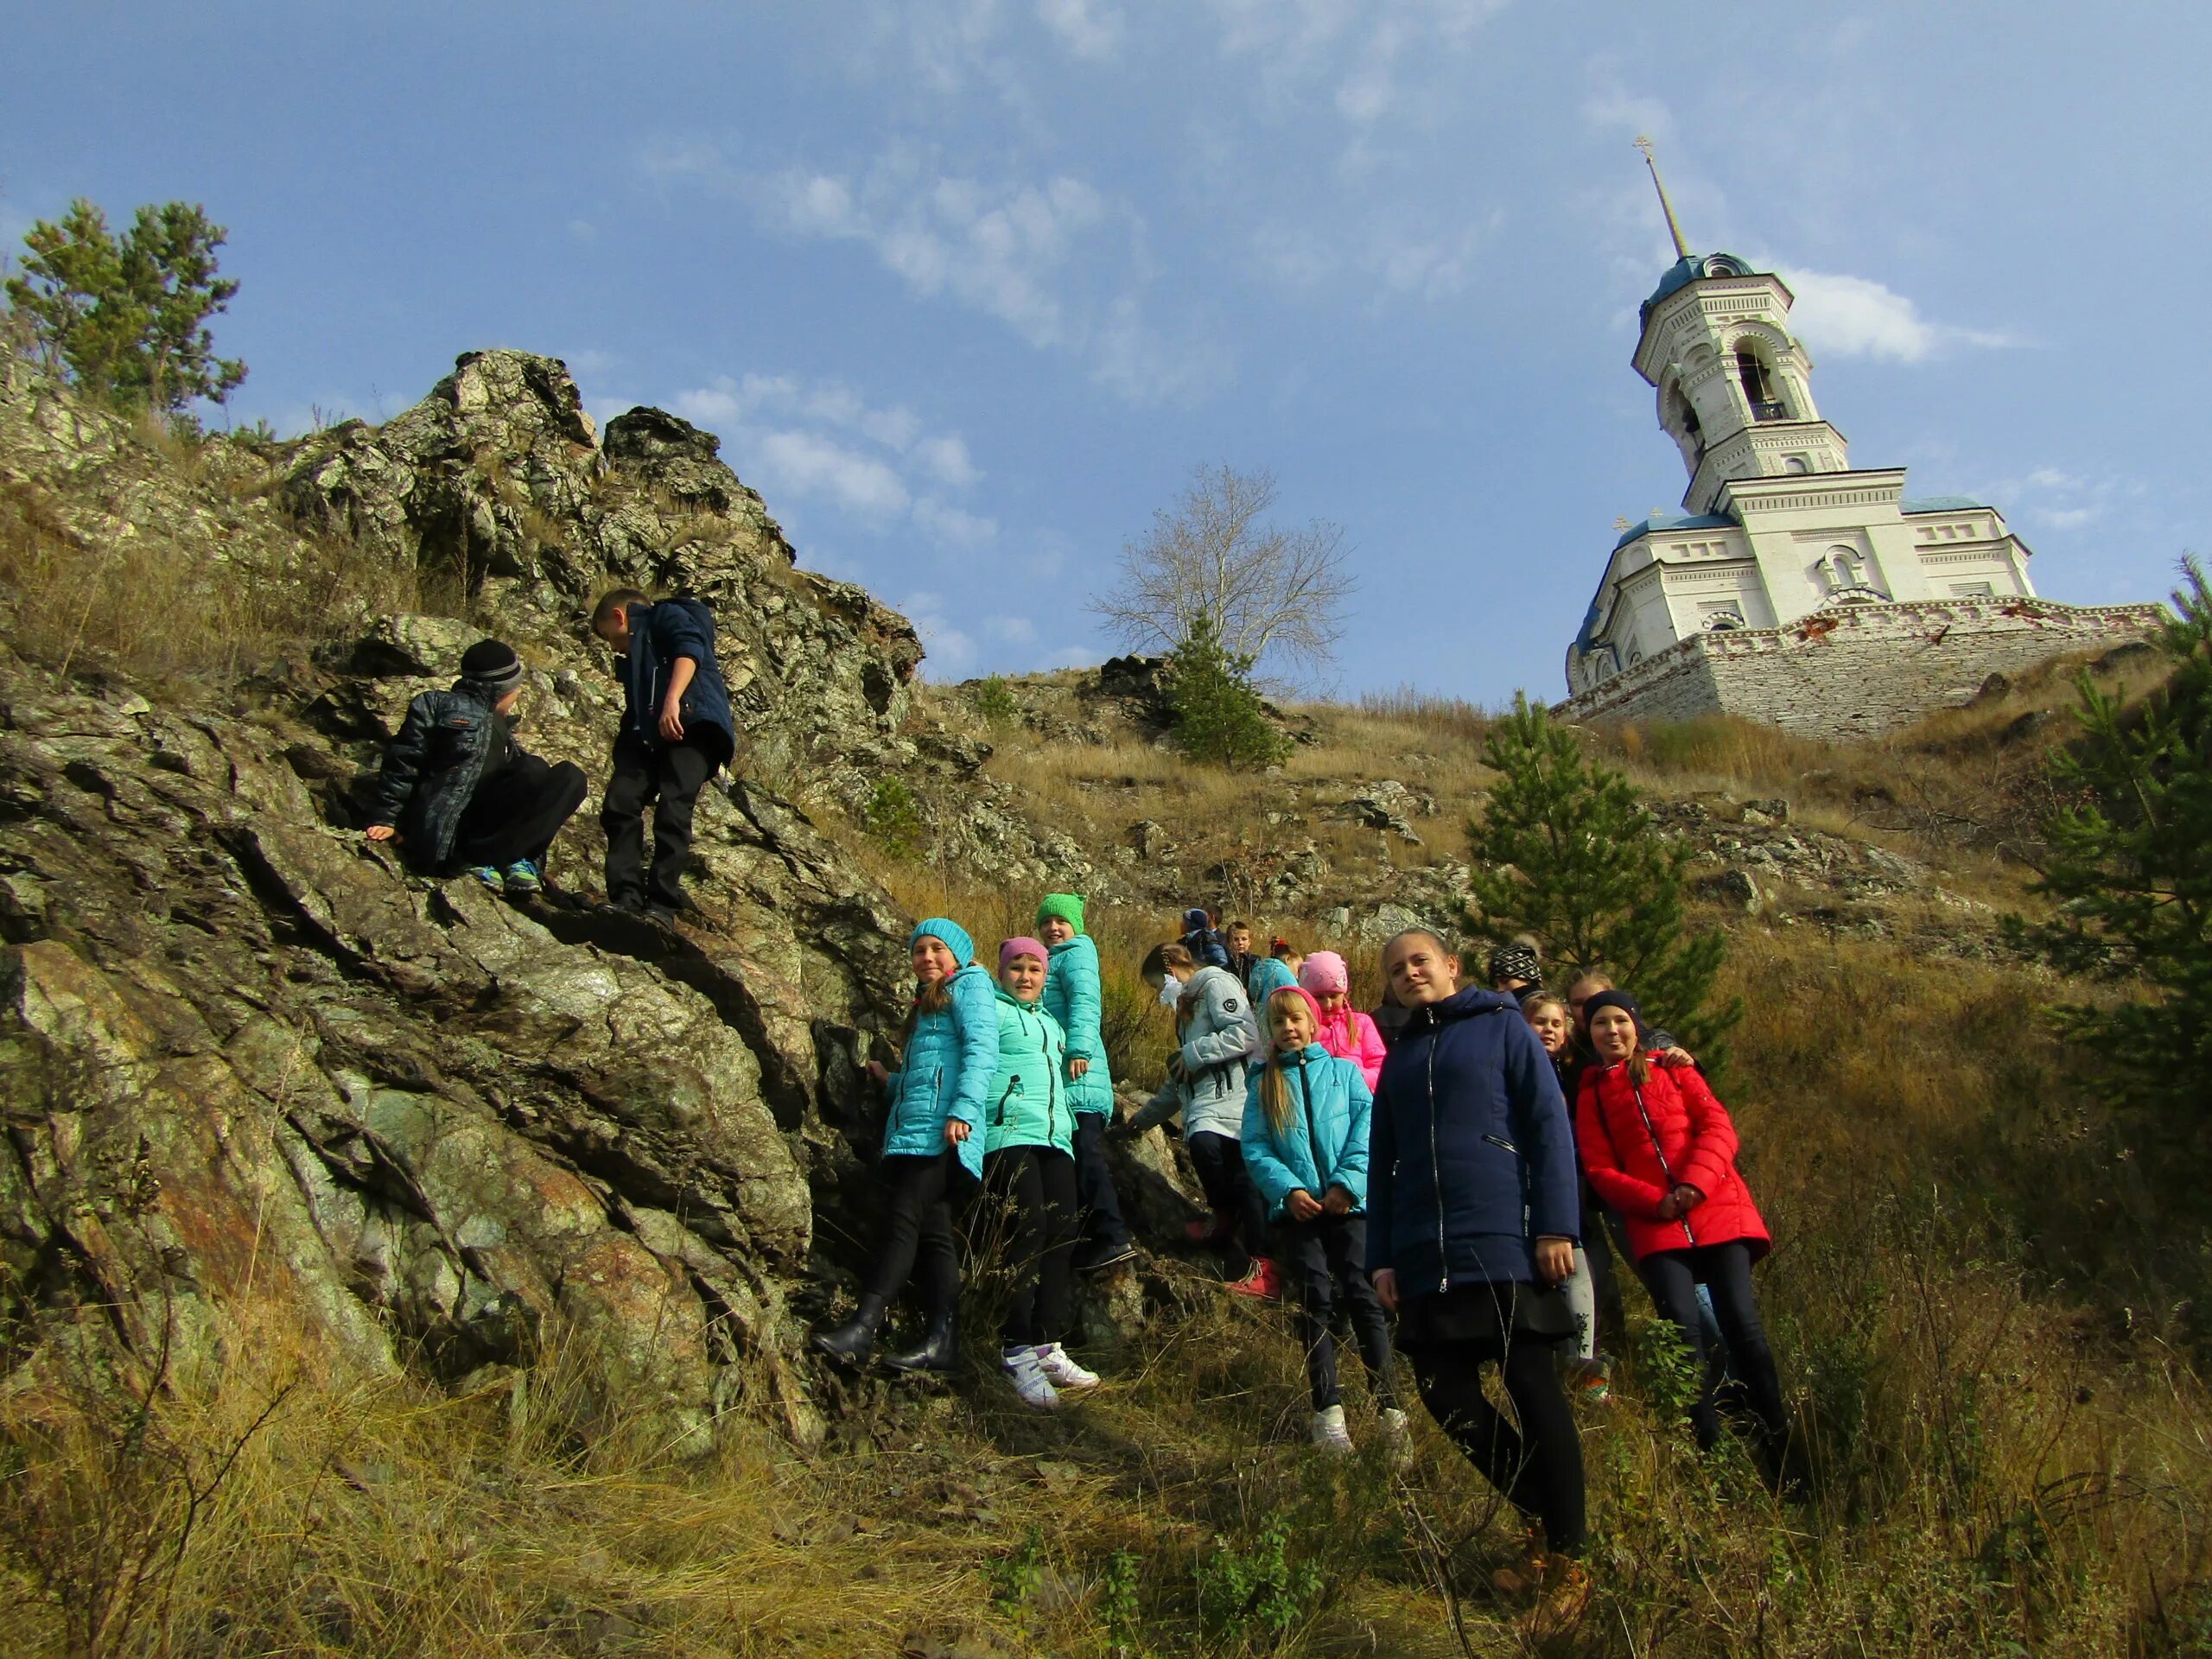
[1666,384,1705,462]
[1824,548,1861,589]
[1737,343,1786,420]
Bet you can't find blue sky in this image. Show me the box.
[5,2,2206,700]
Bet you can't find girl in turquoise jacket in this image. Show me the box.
[1242,983,1404,1454]
[981,937,1099,1407]
[812,917,996,1372]
[1037,893,1135,1273]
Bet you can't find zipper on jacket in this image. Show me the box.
[996,1075,1023,1127]
[1425,1020,1448,1292]
[1628,1074,1696,1248]
[1294,1058,1319,1193]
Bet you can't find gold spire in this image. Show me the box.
[1634,135,1692,261]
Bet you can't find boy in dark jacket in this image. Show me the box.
[366,639,587,893]
[1179,906,1231,969]
[591,589,737,918]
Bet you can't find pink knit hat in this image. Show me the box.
[1267,982,1326,1033]
[999,936,1048,971]
[1299,950,1350,997]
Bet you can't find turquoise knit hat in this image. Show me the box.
[1035,893,1086,935]
[910,917,976,968]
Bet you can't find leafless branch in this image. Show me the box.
[1089,462,1354,684]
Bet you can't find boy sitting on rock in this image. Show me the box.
[590,588,736,920]
[365,639,588,894]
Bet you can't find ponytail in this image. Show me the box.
[1260,1049,1295,1135]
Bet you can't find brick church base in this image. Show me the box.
[1554,596,2168,739]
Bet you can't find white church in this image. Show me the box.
[1559,148,2162,737]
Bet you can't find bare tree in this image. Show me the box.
[1090,463,1352,683]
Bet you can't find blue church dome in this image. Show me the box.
[1641,252,1762,325]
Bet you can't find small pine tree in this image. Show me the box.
[5,199,246,412]
[1162,613,1290,770]
[2005,560,2212,1119]
[1464,693,1740,1070]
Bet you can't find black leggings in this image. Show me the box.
[1408,1332,1586,1558]
[862,1151,962,1317]
[1185,1130,1272,1276]
[1073,1111,1130,1249]
[1638,1241,1789,1459]
[1279,1215,1395,1410]
[982,1145,1078,1347]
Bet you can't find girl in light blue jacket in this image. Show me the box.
[980,937,1100,1408]
[812,918,996,1370]
[1243,983,1405,1453]
[1038,893,1135,1274]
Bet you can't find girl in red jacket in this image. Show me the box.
[1574,991,1791,1480]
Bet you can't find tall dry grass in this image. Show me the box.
[0,454,417,688]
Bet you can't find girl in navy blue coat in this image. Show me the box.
[1242,985,1406,1455]
[812,918,995,1370]
[1370,928,1588,1618]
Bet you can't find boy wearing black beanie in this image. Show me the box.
[366,639,588,893]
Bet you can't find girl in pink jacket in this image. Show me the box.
[1298,951,1389,1090]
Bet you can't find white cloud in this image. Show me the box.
[757,156,1105,350]
[985,613,1039,643]
[1037,0,1123,58]
[719,143,1214,404]
[755,429,912,518]
[914,496,1001,548]
[1777,268,2015,364]
[670,370,996,549]
[914,433,981,486]
[1204,0,1508,124]
[901,589,978,676]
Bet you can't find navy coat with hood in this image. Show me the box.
[620,599,735,764]
[1368,986,1580,1300]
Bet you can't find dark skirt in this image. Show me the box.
[1395,1276,1577,1350]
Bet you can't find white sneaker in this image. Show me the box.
[1002,1345,1062,1410]
[1379,1407,1413,1465]
[1311,1403,1354,1454]
[1033,1341,1100,1391]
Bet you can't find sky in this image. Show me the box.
[4,2,2207,701]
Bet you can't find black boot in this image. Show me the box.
[811,1294,887,1365]
[881,1311,958,1374]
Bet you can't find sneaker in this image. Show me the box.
[1001,1345,1062,1410]
[1073,1238,1138,1274]
[1225,1257,1281,1300]
[1378,1407,1413,1464]
[1033,1342,1100,1392]
[1570,1361,1612,1405]
[1310,1404,1354,1454]
[500,859,543,893]
[463,866,505,892]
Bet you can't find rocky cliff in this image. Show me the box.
[0,350,1124,1450]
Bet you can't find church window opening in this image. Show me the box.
[1668,385,1705,461]
[1783,454,1810,474]
[1737,344,1786,420]
[1823,548,1864,590]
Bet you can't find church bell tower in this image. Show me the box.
[1630,138,1853,513]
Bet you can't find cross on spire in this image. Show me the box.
[1634,135,1692,262]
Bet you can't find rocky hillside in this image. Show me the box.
[4,350,2205,1658]
[0,350,1150,1451]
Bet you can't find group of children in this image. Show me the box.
[811,899,1125,1408]
[819,900,1792,1630]
[370,620,1789,1630]
[368,594,735,920]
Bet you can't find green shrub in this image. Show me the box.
[1193,1516,1321,1651]
[861,776,925,858]
[1163,614,1289,771]
[970,673,1020,728]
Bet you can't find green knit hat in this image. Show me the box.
[1035,893,1086,935]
